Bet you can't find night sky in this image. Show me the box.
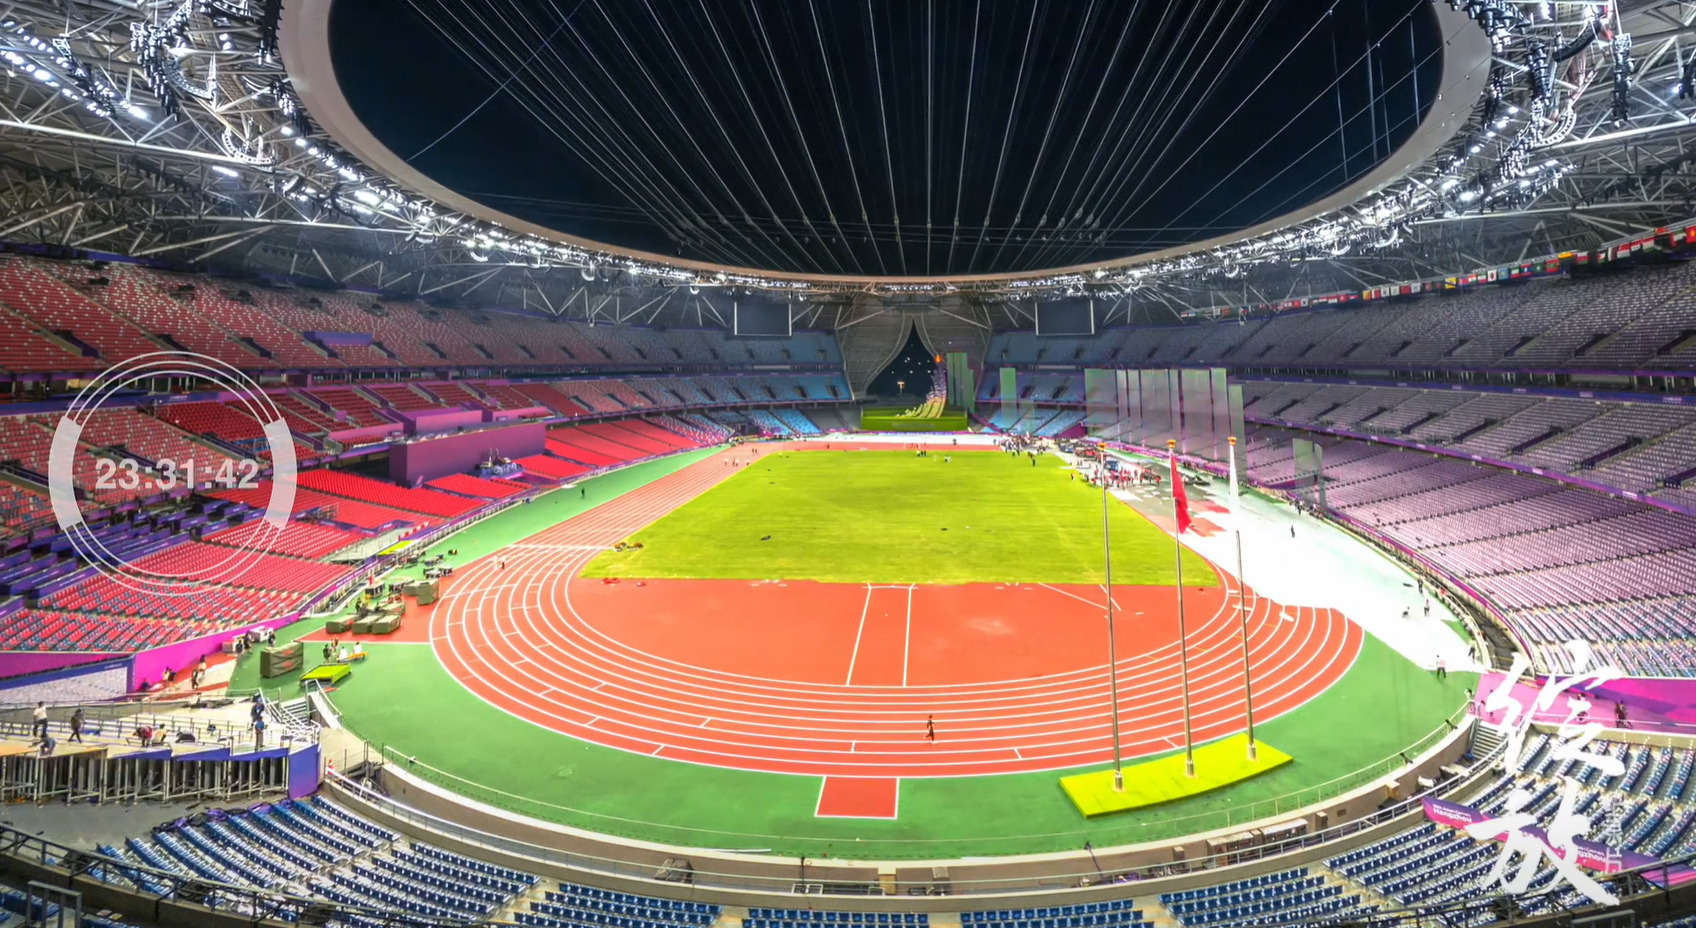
[330,0,1442,276]
[866,328,941,398]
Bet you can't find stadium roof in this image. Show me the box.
[0,1,1691,321]
[321,0,1446,279]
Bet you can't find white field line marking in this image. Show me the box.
[844,584,874,685]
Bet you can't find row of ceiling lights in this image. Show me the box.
[0,0,1647,300]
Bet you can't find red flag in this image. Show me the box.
[1169,452,1192,535]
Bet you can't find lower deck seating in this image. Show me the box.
[94,796,544,923]
[0,609,222,651]
[126,541,351,593]
[41,572,302,623]
[297,470,480,518]
[746,910,925,928]
[426,473,531,499]
[1159,867,1373,927]
[201,519,366,559]
[518,454,592,481]
[962,899,1146,928]
[211,483,428,531]
[744,410,792,436]
[546,424,650,465]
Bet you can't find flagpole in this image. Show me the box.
[1102,459,1124,792]
[1229,436,1256,761]
[1168,440,1196,778]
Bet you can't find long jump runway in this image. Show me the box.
[430,447,1363,818]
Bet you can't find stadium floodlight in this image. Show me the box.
[211,165,238,177]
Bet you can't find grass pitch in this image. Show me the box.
[584,450,1214,585]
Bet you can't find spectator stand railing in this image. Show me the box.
[0,819,489,928]
[314,700,1475,898]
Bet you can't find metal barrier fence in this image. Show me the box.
[0,737,1683,928]
[0,819,479,928]
[0,694,320,748]
[331,724,1483,898]
[326,699,1472,861]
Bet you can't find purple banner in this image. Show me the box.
[1422,796,1485,829]
[289,743,321,799]
[0,651,115,680]
[394,408,484,436]
[303,331,373,346]
[1476,672,1696,737]
[130,615,299,692]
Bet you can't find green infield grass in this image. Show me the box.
[584,450,1214,585]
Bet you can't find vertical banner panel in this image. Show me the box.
[1315,443,1327,511]
[1179,369,1207,457]
[1132,369,1146,447]
[1210,368,1230,463]
[1229,384,1247,453]
[1168,369,1183,450]
[1000,367,1017,429]
[1293,439,1314,498]
[1084,369,1117,436]
[1115,370,1131,444]
[1141,370,1166,446]
[945,352,969,408]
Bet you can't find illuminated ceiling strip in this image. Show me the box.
[0,119,256,166]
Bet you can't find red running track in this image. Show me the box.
[429,447,1363,782]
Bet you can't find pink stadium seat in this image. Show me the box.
[0,609,224,652]
[0,306,87,372]
[211,481,426,531]
[297,470,481,517]
[0,258,159,361]
[516,454,590,480]
[425,473,529,499]
[203,519,366,559]
[307,388,393,428]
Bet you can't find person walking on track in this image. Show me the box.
[925,715,935,742]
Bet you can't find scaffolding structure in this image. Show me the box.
[0,740,307,805]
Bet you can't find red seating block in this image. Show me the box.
[203,519,366,559]
[296,470,481,518]
[425,473,528,499]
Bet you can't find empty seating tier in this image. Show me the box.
[297,470,481,518]
[211,482,425,531]
[202,519,366,559]
[0,609,222,651]
[425,473,531,499]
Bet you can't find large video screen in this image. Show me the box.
[1034,299,1095,336]
[733,299,793,337]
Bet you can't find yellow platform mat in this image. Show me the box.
[1060,734,1292,817]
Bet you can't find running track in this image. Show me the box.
[429,447,1362,809]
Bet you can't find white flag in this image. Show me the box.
[1227,439,1241,521]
